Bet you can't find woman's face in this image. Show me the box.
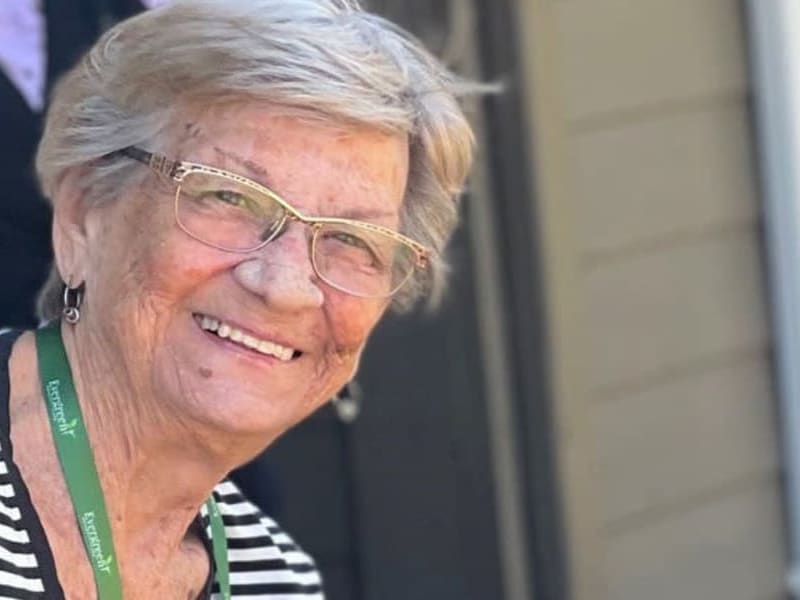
[63,105,409,442]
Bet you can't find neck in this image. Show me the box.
[55,322,264,552]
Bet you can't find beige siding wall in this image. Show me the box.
[514,0,787,598]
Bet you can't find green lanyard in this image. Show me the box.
[35,325,231,599]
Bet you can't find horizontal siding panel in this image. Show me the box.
[594,356,779,524]
[586,230,768,389]
[572,103,758,255]
[606,484,786,600]
[555,0,747,122]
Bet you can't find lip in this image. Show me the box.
[191,312,304,360]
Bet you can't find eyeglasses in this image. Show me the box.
[115,147,430,299]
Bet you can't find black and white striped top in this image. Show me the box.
[0,330,325,599]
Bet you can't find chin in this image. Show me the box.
[168,369,326,443]
[151,316,343,439]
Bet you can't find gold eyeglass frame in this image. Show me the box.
[117,146,430,298]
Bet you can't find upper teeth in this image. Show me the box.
[199,315,295,361]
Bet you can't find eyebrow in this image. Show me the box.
[335,208,399,222]
[212,146,275,186]
[209,145,399,223]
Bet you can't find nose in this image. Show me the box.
[232,225,324,311]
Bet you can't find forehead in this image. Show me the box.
[170,104,410,221]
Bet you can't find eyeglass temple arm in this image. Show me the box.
[114,146,181,179]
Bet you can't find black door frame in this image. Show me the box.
[474,0,570,597]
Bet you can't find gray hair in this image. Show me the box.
[36,0,477,319]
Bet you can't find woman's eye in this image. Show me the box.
[332,231,370,249]
[326,231,387,269]
[211,189,247,206]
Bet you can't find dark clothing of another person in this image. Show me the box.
[0,0,147,328]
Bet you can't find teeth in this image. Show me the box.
[197,315,295,361]
[201,316,219,332]
[267,342,292,362]
[259,339,286,360]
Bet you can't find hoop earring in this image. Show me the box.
[331,380,363,424]
[62,282,84,325]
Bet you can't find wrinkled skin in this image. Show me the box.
[56,105,409,451]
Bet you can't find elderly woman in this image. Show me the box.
[0,0,475,597]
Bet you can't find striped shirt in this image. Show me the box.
[0,330,325,599]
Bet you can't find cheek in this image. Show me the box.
[324,296,387,353]
[89,199,218,320]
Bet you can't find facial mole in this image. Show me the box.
[198,367,213,379]
[183,121,202,141]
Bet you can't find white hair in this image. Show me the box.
[36,0,477,318]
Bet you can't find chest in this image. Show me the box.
[9,395,211,599]
[44,518,210,600]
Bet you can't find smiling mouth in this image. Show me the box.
[193,314,301,361]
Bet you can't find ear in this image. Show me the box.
[51,167,95,286]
